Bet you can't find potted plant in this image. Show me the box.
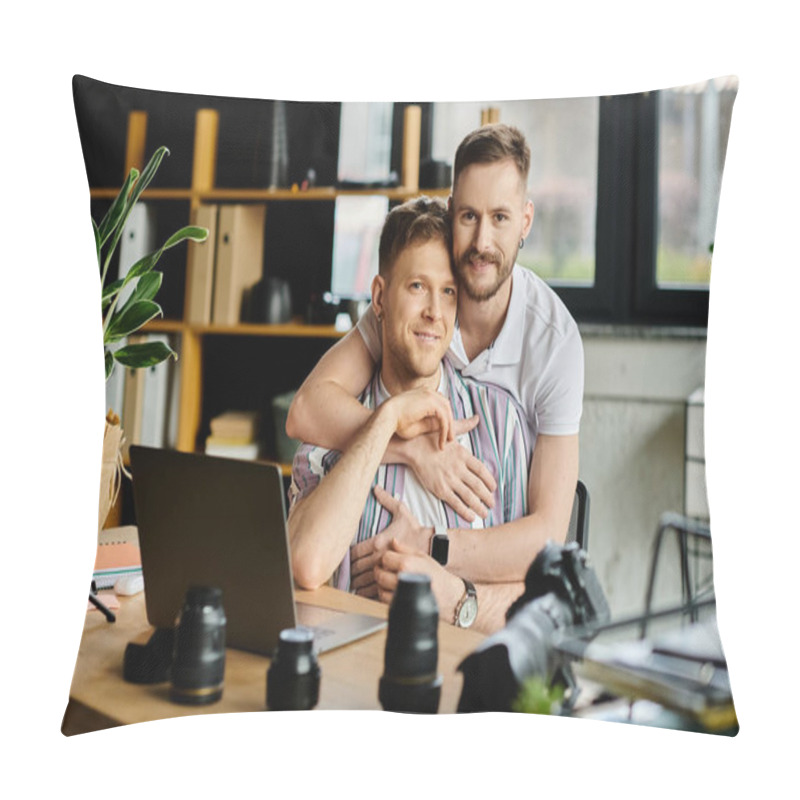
[97,146,208,530]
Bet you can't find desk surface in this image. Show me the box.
[63,586,485,735]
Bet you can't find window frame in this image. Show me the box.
[555,90,710,327]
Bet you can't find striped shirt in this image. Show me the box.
[288,357,530,591]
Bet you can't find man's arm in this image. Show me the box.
[374,539,524,635]
[286,325,497,520]
[446,433,579,582]
[351,433,579,586]
[286,328,380,452]
[288,389,455,590]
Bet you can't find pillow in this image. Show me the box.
[66,74,737,738]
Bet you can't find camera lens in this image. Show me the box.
[170,586,226,705]
[379,572,442,714]
[267,627,321,711]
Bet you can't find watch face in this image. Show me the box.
[432,534,449,566]
[458,596,478,628]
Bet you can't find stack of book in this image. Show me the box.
[205,410,260,460]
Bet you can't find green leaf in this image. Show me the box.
[93,218,101,273]
[113,339,177,369]
[97,168,139,247]
[512,677,564,715]
[120,225,209,286]
[129,271,163,304]
[102,278,125,310]
[105,349,115,381]
[163,225,209,249]
[105,299,162,343]
[100,149,169,281]
[128,146,169,208]
[122,250,161,284]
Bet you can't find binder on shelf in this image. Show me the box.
[185,204,220,325]
[118,203,156,309]
[212,204,267,325]
[120,334,179,453]
[139,334,171,449]
[120,336,146,459]
[165,335,182,449]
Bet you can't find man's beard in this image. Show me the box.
[456,248,514,302]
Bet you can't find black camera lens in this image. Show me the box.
[267,627,321,711]
[170,586,226,705]
[379,572,442,714]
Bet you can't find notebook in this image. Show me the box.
[93,526,142,590]
[128,445,386,655]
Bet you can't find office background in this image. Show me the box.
[4,2,797,798]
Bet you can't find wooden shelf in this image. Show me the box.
[201,186,449,202]
[194,320,347,338]
[92,186,448,203]
[144,319,347,339]
[143,318,186,333]
[90,187,193,201]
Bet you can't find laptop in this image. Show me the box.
[128,445,386,655]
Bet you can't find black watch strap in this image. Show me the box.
[430,524,449,566]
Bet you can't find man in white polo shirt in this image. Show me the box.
[287,123,584,592]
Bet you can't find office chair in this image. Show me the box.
[565,480,590,550]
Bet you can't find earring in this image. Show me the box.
[519,238,525,250]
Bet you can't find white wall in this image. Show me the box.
[578,326,708,618]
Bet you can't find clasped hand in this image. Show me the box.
[384,387,498,522]
[349,488,461,620]
[349,486,428,597]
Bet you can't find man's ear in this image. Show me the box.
[371,274,386,320]
[522,199,535,239]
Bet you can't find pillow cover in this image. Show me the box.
[65,74,737,737]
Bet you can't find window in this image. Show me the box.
[416,78,738,327]
[656,78,738,289]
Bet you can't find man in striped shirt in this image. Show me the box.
[288,197,530,634]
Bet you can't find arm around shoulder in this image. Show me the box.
[286,327,377,450]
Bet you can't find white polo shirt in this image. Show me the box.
[357,264,584,445]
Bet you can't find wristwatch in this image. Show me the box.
[430,524,449,566]
[453,578,478,629]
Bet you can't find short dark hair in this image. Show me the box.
[378,195,452,276]
[453,123,530,190]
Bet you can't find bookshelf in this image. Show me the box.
[96,105,446,471]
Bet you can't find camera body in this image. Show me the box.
[506,540,609,626]
[457,541,610,713]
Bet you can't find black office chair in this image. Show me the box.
[565,480,590,550]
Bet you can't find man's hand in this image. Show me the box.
[373,539,464,623]
[404,432,497,521]
[349,487,431,598]
[383,387,455,449]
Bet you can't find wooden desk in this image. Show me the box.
[63,586,485,735]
